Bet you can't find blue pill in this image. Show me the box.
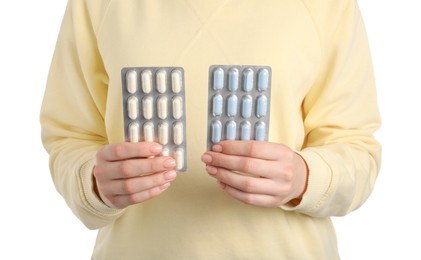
[228,68,239,92]
[241,95,253,118]
[255,121,266,141]
[213,68,224,91]
[257,69,269,92]
[226,94,238,117]
[211,120,222,143]
[240,121,251,140]
[212,94,223,117]
[242,68,254,92]
[256,95,268,118]
[225,120,237,140]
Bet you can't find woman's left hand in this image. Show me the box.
[201,140,309,208]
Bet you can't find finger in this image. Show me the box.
[212,140,285,160]
[202,151,278,178]
[207,166,282,196]
[110,170,177,195]
[105,156,176,179]
[98,142,163,162]
[218,181,282,208]
[109,182,172,209]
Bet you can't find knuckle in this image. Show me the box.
[112,143,126,160]
[241,178,255,192]
[241,159,255,173]
[118,161,132,178]
[247,141,260,157]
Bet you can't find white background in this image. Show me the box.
[1,1,420,259]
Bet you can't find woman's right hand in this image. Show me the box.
[93,142,177,209]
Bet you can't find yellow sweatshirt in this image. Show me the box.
[40,0,381,259]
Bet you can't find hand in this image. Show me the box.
[201,141,308,208]
[93,142,177,209]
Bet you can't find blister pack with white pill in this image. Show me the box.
[121,67,187,171]
[207,65,272,149]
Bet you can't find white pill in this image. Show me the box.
[172,96,183,119]
[175,148,184,170]
[156,69,167,93]
[127,96,139,120]
[157,96,168,119]
[158,122,169,145]
[128,122,140,143]
[142,96,153,120]
[143,122,155,142]
[171,69,183,93]
[161,147,170,157]
[126,70,138,94]
[141,70,152,94]
[173,122,184,145]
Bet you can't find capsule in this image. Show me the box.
[240,121,252,140]
[256,95,268,118]
[228,68,239,92]
[141,70,152,94]
[158,122,169,145]
[161,147,170,157]
[257,68,269,92]
[172,96,183,119]
[173,122,184,145]
[156,69,167,93]
[241,95,253,118]
[255,121,266,141]
[212,94,223,117]
[171,69,183,93]
[211,120,222,143]
[126,70,138,94]
[128,122,140,143]
[127,96,139,120]
[157,96,168,119]
[242,68,254,92]
[225,120,237,140]
[142,96,154,120]
[213,67,224,91]
[226,94,238,117]
[175,148,184,170]
[143,122,155,142]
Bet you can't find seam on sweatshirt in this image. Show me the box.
[96,0,113,39]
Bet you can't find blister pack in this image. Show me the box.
[121,67,187,171]
[207,65,272,149]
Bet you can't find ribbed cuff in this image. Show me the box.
[280,148,333,215]
[79,157,125,216]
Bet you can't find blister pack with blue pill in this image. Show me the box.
[207,65,272,149]
[121,67,187,171]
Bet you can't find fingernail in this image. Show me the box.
[165,170,177,180]
[164,158,176,168]
[160,182,171,190]
[201,154,212,164]
[150,144,162,153]
[212,144,222,152]
[206,165,218,175]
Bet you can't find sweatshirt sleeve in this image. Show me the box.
[40,0,125,229]
[281,0,382,217]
